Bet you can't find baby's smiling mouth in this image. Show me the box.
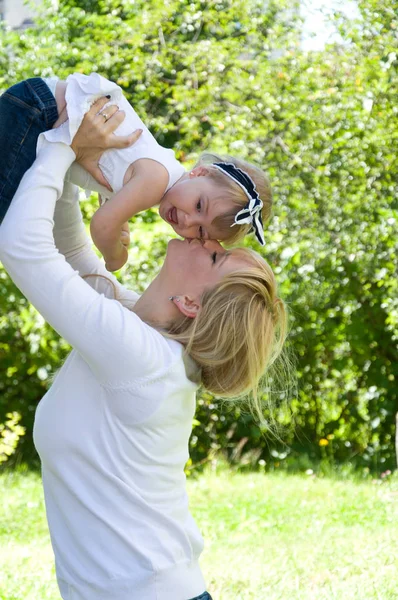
[167,207,179,226]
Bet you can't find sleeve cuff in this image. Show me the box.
[36,137,77,179]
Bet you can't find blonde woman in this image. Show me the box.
[0,99,288,600]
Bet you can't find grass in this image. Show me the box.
[1,467,397,599]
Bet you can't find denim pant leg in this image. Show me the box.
[0,78,58,223]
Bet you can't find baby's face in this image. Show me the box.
[158,167,235,241]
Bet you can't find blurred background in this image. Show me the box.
[0,0,397,477]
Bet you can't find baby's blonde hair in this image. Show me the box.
[164,247,289,424]
[195,153,272,245]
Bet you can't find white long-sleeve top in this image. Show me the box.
[0,141,206,600]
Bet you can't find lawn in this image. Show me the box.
[0,468,397,599]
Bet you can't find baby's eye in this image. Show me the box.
[196,199,201,212]
[211,252,217,264]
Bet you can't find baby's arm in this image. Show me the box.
[90,158,169,271]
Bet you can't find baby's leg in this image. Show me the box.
[52,81,68,128]
[0,78,58,223]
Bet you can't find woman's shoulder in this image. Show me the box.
[132,323,200,388]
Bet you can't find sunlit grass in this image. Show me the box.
[1,468,397,599]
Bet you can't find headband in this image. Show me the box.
[213,162,265,246]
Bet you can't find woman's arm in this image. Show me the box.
[0,105,173,386]
[90,159,169,271]
[53,180,138,307]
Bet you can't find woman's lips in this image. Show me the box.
[167,207,178,225]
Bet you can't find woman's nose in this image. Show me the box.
[202,239,223,252]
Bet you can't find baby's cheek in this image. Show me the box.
[170,222,183,237]
[180,229,191,240]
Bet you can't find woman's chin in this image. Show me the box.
[166,238,189,260]
[168,237,185,248]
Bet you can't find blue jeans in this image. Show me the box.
[188,593,213,600]
[0,77,58,223]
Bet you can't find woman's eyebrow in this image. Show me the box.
[218,252,230,268]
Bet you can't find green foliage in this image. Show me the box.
[0,0,396,471]
[0,412,25,463]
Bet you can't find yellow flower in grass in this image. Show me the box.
[319,438,329,447]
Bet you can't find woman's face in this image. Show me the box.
[161,238,248,299]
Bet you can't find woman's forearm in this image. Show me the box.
[0,140,160,385]
[53,178,138,302]
[53,181,92,260]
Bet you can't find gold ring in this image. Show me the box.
[101,112,108,122]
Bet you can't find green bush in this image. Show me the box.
[0,0,396,471]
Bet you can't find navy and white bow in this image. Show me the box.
[213,162,265,246]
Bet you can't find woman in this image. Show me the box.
[0,98,288,600]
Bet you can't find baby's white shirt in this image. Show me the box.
[41,73,185,200]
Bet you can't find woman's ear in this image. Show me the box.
[170,295,200,319]
[189,166,210,178]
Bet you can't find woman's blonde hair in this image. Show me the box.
[83,249,290,426]
[195,153,272,245]
[164,247,290,425]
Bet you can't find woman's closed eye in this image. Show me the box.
[211,252,217,264]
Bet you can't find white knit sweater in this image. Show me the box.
[0,141,206,600]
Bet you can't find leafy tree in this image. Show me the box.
[0,0,396,471]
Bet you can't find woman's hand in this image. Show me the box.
[71,96,142,189]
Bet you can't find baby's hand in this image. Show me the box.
[104,223,130,270]
[104,242,128,272]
